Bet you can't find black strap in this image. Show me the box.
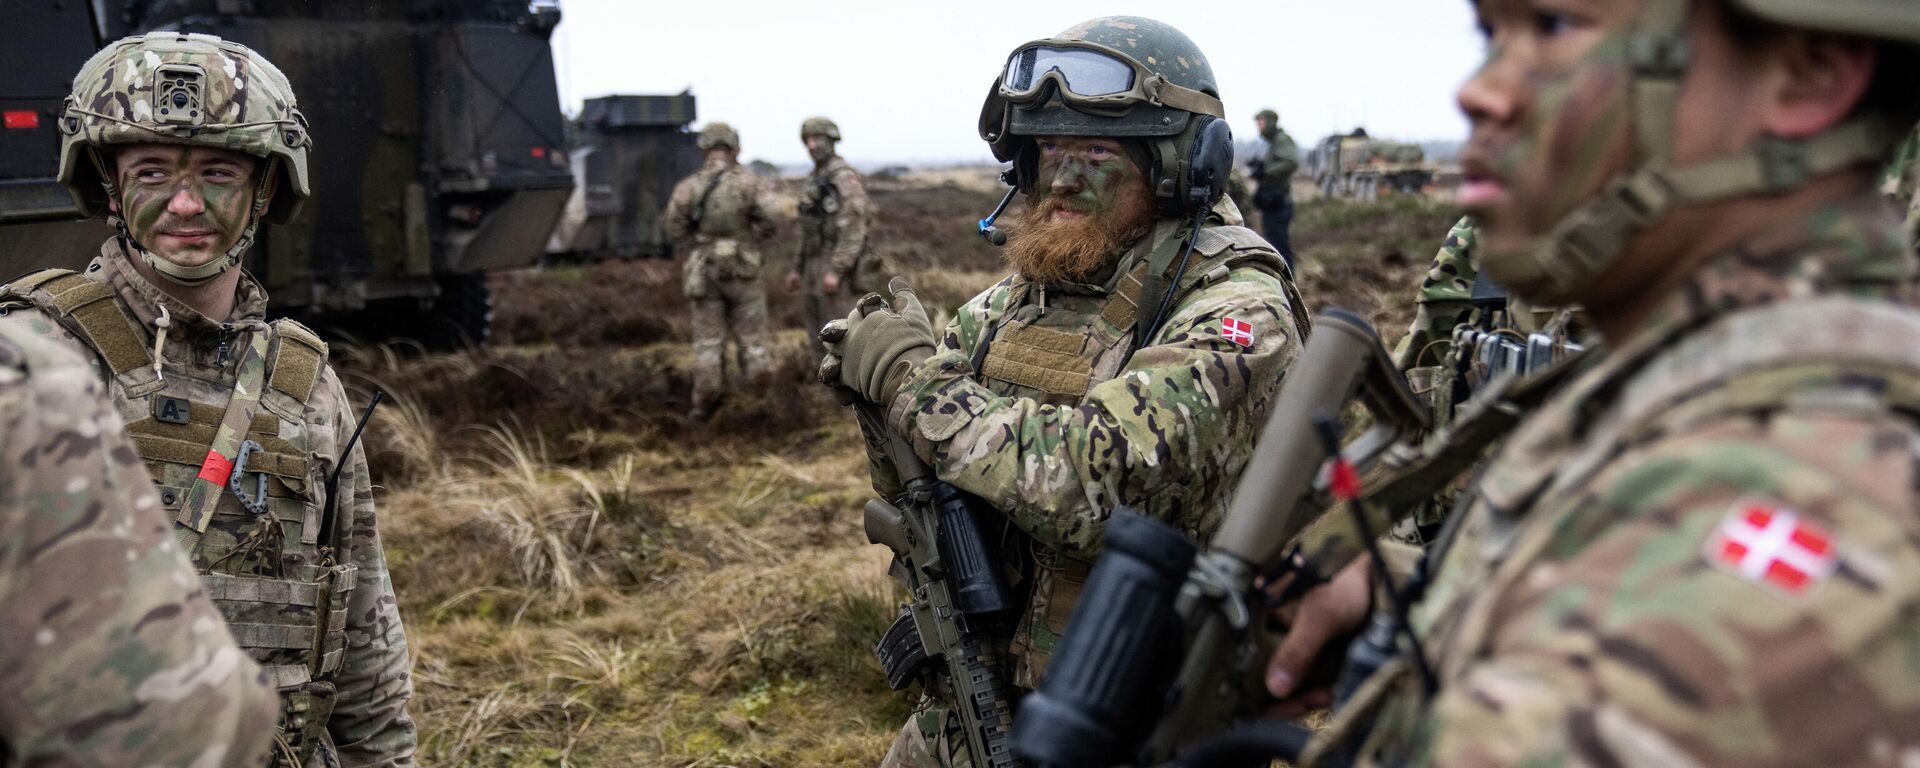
[688,166,728,233]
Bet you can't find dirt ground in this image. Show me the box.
[342,173,1457,766]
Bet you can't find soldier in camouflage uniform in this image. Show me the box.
[0,317,276,767]
[0,32,416,766]
[791,116,879,355]
[1251,108,1299,264]
[1265,1,1920,765]
[665,122,776,421]
[819,17,1309,767]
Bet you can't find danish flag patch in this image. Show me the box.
[1220,316,1255,347]
[1704,501,1837,597]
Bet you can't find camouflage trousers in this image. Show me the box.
[688,275,771,410]
[879,700,971,768]
[801,253,883,356]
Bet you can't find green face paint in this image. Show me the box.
[114,145,259,270]
[1035,137,1145,220]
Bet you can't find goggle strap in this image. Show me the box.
[1152,79,1224,119]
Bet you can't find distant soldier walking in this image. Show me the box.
[1251,108,1298,264]
[791,116,877,355]
[665,122,776,421]
[0,32,417,766]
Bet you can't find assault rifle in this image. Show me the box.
[853,401,1024,768]
[1009,308,1434,768]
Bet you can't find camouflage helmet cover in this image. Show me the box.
[1254,108,1278,124]
[58,32,310,224]
[800,116,841,141]
[697,122,740,151]
[1727,0,1920,42]
[986,16,1222,150]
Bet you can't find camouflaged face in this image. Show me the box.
[60,32,309,222]
[1353,191,1920,767]
[2,242,417,766]
[0,315,276,767]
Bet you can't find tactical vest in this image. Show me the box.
[1,268,355,766]
[687,165,762,280]
[971,223,1304,685]
[1312,295,1920,767]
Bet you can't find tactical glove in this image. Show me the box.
[818,278,934,406]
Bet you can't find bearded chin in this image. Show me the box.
[1004,192,1154,284]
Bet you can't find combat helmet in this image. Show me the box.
[801,116,841,142]
[1490,0,1920,304]
[697,122,740,151]
[978,16,1235,217]
[59,31,309,285]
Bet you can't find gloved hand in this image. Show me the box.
[818,277,935,406]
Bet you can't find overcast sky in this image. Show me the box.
[550,0,1484,167]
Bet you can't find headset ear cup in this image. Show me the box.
[1184,116,1234,215]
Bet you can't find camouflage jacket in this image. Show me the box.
[0,241,416,767]
[1337,191,1920,767]
[664,158,775,282]
[887,213,1306,686]
[798,155,874,279]
[1256,127,1300,191]
[0,316,276,767]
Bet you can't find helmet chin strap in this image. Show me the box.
[1514,0,1899,305]
[100,153,277,287]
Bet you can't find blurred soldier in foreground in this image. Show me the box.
[1267,0,1920,764]
[666,122,776,421]
[1251,107,1299,264]
[0,319,276,767]
[791,116,878,355]
[821,16,1308,767]
[0,32,416,766]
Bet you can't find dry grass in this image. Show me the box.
[345,182,1454,766]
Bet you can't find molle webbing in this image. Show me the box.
[4,269,152,375]
[267,319,327,404]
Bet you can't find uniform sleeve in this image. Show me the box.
[749,172,779,241]
[1409,410,1920,767]
[0,332,276,767]
[664,175,696,249]
[1393,217,1479,368]
[828,167,873,277]
[1262,130,1300,184]
[889,266,1301,552]
[319,369,419,767]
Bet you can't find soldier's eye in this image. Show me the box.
[1086,145,1114,160]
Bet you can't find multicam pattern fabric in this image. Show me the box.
[1882,126,1920,253]
[1343,191,1920,767]
[0,241,416,767]
[886,215,1305,688]
[665,159,777,409]
[799,155,880,349]
[0,315,275,767]
[1392,217,1481,369]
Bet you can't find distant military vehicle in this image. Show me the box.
[547,93,704,261]
[1308,128,1436,201]
[1,0,575,348]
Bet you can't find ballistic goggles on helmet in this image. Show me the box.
[998,41,1224,118]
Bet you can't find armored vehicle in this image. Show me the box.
[547,93,705,261]
[1308,128,1435,201]
[1,0,575,348]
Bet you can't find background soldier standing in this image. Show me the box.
[792,116,877,354]
[1251,107,1299,264]
[0,32,416,767]
[1267,1,1920,764]
[665,122,776,421]
[0,318,276,767]
[821,17,1308,767]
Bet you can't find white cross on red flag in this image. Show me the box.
[1220,317,1255,347]
[1704,502,1837,596]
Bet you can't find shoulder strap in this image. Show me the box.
[268,318,328,405]
[692,166,728,229]
[1,268,153,377]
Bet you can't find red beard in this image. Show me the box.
[1004,187,1154,284]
